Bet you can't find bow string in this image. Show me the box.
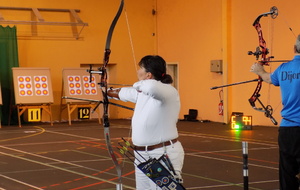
[248,6,278,125]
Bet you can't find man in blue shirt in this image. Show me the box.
[251,35,300,190]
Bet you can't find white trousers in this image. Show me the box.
[134,141,185,190]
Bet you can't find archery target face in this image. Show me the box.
[34,76,49,96]
[82,75,97,95]
[18,76,33,96]
[68,76,82,95]
[67,75,98,96]
[18,76,50,96]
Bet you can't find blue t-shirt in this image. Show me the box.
[271,55,300,126]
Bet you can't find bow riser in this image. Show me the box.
[253,23,270,65]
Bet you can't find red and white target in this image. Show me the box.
[68,76,82,95]
[34,76,49,96]
[82,75,98,95]
[18,76,33,96]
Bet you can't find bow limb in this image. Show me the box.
[248,6,278,125]
[101,0,124,189]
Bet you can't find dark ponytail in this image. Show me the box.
[138,55,173,84]
[295,35,300,53]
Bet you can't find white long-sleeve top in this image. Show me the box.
[119,79,180,146]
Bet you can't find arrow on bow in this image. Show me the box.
[247,6,278,125]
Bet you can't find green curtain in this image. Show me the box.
[0,26,19,125]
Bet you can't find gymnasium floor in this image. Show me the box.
[0,119,280,190]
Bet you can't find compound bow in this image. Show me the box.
[247,6,278,125]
